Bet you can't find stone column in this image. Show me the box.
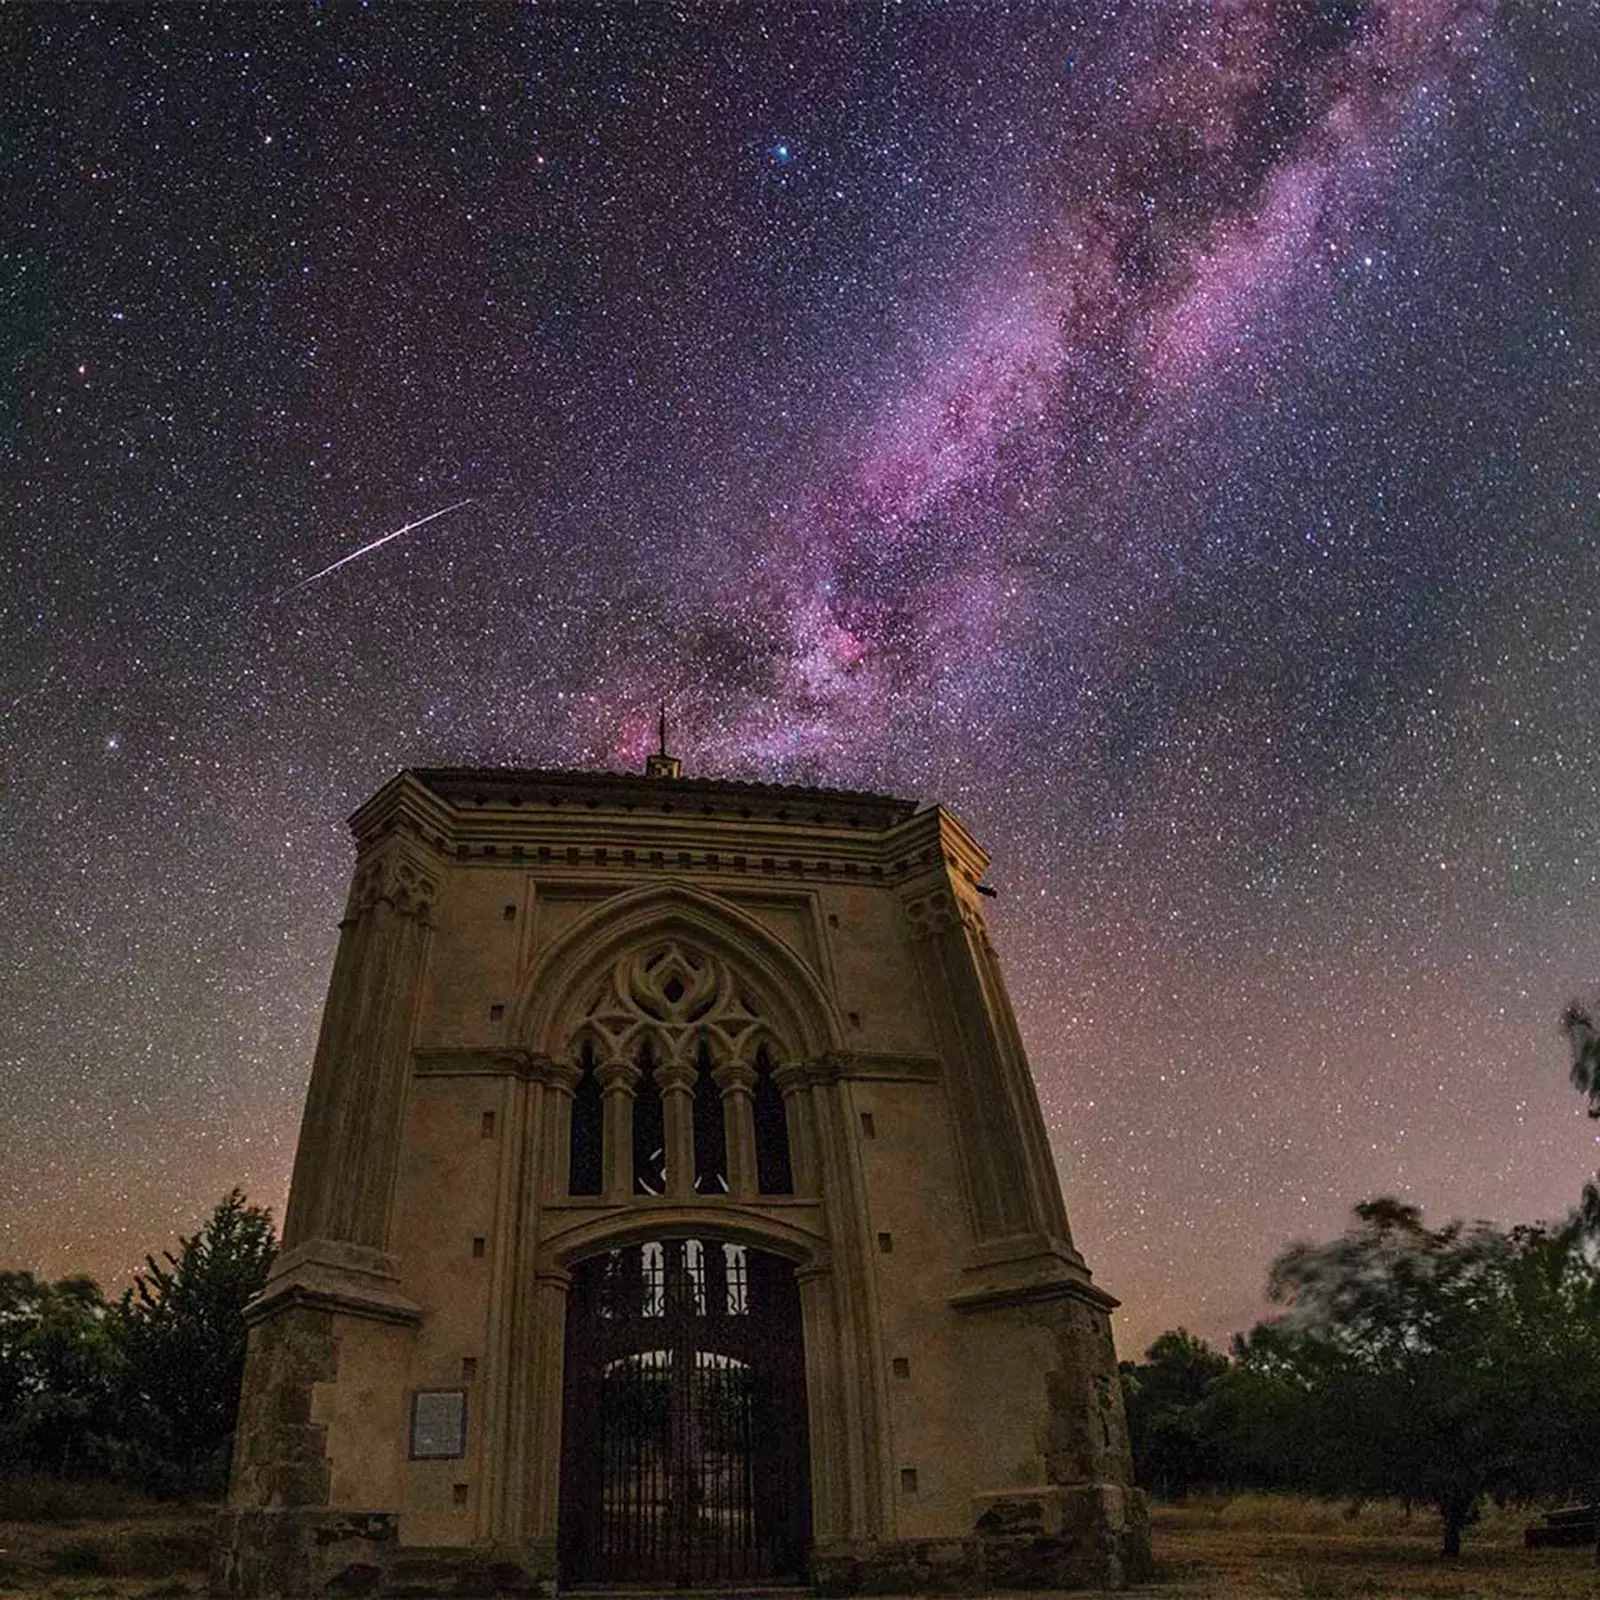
[597,1060,638,1202]
[714,1059,758,1200]
[773,1061,821,1199]
[656,1058,697,1199]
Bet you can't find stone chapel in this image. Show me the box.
[213,755,1149,1596]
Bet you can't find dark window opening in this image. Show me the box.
[634,1045,667,1195]
[569,1043,603,1196]
[753,1048,794,1195]
[693,1038,728,1194]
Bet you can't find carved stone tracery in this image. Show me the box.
[563,940,791,1072]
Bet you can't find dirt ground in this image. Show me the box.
[0,1492,1595,1599]
[1128,1497,1600,1600]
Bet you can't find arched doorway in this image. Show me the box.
[558,1237,811,1586]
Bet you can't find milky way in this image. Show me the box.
[3,2,1597,1351]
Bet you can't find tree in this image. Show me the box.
[1560,1004,1600,1237]
[1119,1329,1231,1497]
[1253,1199,1600,1556]
[115,1191,276,1494]
[0,1272,120,1476]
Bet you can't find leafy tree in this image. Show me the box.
[115,1191,276,1494]
[0,1273,120,1476]
[1560,1004,1600,1236]
[1119,1329,1230,1497]
[1253,1199,1600,1556]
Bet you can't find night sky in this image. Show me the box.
[4,1,1597,1355]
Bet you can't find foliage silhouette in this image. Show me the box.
[115,1190,276,1494]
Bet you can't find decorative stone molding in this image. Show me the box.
[344,850,439,923]
[813,1049,943,1083]
[249,1238,422,1327]
[518,879,844,1063]
[902,887,959,941]
[903,884,990,945]
[536,1200,831,1276]
[654,1057,699,1094]
[565,939,793,1071]
[412,1047,547,1079]
[594,1059,640,1095]
[712,1058,758,1094]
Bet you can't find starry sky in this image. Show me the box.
[4,1,1597,1354]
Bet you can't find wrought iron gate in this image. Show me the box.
[559,1238,811,1586]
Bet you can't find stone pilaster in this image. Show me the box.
[520,1268,571,1548]
[902,884,1035,1243]
[282,842,438,1254]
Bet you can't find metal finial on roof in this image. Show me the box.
[645,703,683,780]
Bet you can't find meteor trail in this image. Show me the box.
[274,500,475,600]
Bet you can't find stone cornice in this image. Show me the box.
[409,765,918,830]
[333,767,1002,892]
[348,771,457,852]
[949,1276,1120,1314]
[412,1047,549,1079]
[950,1233,1115,1314]
[813,1050,942,1083]
[248,1239,424,1328]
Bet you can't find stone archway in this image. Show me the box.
[557,1234,811,1586]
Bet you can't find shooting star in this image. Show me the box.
[274,499,475,601]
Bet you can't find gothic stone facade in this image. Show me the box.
[213,765,1149,1596]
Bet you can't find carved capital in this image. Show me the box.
[903,886,988,945]
[544,1058,584,1094]
[713,1059,758,1095]
[346,849,439,924]
[774,1059,821,1094]
[902,888,958,941]
[595,1059,640,1096]
[654,1059,698,1094]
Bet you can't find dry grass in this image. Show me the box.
[0,1486,1595,1598]
[1127,1495,1600,1599]
[0,1483,211,1600]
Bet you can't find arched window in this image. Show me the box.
[692,1037,728,1194]
[563,941,802,1203]
[753,1046,793,1195]
[569,1041,603,1196]
[633,1042,666,1196]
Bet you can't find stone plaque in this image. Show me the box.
[410,1389,467,1459]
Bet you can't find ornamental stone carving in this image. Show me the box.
[564,940,791,1070]
[345,851,439,922]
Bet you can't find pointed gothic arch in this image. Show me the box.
[514,879,844,1067]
